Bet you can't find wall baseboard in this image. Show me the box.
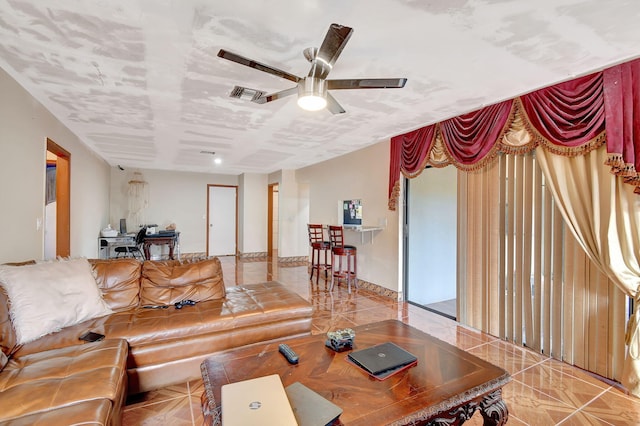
[355,279,399,300]
[278,255,307,264]
[236,252,307,265]
[237,251,267,261]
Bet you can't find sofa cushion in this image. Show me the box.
[0,258,113,344]
[0,339,128,423]
[0,399,114,426]
[89,258,142,311]
[140,257,225,305]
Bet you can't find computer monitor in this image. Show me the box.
[343,199,362,226]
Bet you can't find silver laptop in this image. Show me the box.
[221,374,298,426]
[285,382,343,426]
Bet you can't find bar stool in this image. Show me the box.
[329,225,358,293]
[307,224,332,283]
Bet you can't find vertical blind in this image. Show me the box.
[458,152,627,381]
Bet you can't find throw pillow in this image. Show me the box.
[0,258,113,345]
[0,350,7,373]
[0,286,18,361]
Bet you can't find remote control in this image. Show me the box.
[278,343,299,364]
[175,299,196,309]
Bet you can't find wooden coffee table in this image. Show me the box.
[200,320,509,425]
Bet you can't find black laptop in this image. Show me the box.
[348,342,417,376]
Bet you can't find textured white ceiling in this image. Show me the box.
[1,0,640,175]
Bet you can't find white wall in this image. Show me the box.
[238,173,268,254]
[109,168,239,255]
[0,68,111,262]
[296,140,400,292]
[274,170,309,258]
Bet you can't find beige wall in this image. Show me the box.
[238,173,268,254]
[109,168,239,255]
[0,68,111,263]
[296,140,401,292]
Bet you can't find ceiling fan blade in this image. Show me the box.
[253,87,298,104]
[308,24,353,79]
[327,78,408,90]
[218,49,301,83]
[326,92,346,114]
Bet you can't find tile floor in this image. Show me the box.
[122,256,640,425]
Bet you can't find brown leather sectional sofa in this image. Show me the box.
[0,257,313,425]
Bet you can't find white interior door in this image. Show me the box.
[208,185,237,256]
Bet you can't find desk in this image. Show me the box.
[345,225,384,244]
[98,235,136,259]
[201,320,510,426]
[143,232,180,260]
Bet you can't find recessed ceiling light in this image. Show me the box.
[214,158,222,165]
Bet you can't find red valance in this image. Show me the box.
[520,72,604,148]
[388,57,640,210]
[440,100,514,166]
[388,125,435,210]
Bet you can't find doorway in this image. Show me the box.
[267,183,279,259]
[404,167,457,320]
[206,185,237,256]
[45,138,70,259]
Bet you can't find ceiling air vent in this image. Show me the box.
[230,86,266,102]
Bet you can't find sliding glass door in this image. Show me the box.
[404,167,458,319]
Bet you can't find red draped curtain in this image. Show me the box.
[388,57,640,210]
[388,56,640,397]
[603,59,640,187]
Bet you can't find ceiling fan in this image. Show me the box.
[218,23,407,114]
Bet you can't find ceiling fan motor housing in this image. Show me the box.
[297,77,328,111]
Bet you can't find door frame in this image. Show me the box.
[46,138,70,257]
[403,172,458,321]
[206,184,238,256]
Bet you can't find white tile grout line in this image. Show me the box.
[555,386,614,425]
[123,394,187,411]
[544,359,615,392]
[461,340,493,352]
[187,381,196,426]
[509,361,616,425]
[514,355,549,376]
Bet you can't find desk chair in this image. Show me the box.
[308,224,332,283]
[114,227,146,260]
[328,225,358,293]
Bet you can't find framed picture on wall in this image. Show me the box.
[343,199,362,227]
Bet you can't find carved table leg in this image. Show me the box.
[480,389,509,425]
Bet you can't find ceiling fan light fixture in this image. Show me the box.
[297,77,327,111]
[297,94,327,111]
